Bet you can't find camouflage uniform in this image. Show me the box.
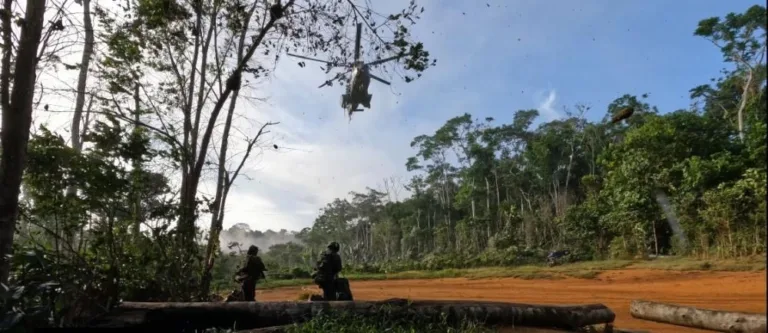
[236,245,267,301]
[313,242,342,301]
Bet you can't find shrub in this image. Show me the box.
[285,309,496,333]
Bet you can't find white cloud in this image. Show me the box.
[29,0,613,235]
[535,89,564,122]
[216,64,435,232]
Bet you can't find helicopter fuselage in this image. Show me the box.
[350,66,370,92]
[342,64,373,118]
[287,22,402,122]
[347,65,371,103]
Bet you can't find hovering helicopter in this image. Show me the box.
[287,23,404,122]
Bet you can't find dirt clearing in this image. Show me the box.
[257,269,766,333]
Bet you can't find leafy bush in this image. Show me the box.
[290,267,312,279]
[1,250,59,332]
[285,309,496,333]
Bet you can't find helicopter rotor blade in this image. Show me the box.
[354,23,362,62]
[318,71,348,88]
[369,73,391,86]
[286,53,335,65]
[364,54,404,67]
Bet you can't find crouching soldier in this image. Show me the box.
[234,245,267,301]
[546,249,571,267]
[312,241,342,301]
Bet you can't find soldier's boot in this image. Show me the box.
[363,94,372,108]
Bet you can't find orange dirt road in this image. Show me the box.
[257,269,766,333]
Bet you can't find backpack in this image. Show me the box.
[335,277,353,301]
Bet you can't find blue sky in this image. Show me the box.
[398,0,756,126]
[33,0,762,233]
[219,0,762,233]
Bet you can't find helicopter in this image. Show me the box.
[286,23,404,122]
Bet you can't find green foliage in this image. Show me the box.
[694,5,766,65]
[0,250,59,331]
[253,5,767,276]
[8,3,767,331]
[286,308,495,333]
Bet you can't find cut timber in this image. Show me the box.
[499,328,579,332]
[235,325,584,333]
[89,299,615,331]
[233,325,580,333]
[630,300,767,333]
[235,325,292,333]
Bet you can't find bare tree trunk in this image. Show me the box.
[199,0,258,299]
[651,220,658,256]
[485,176,491,239]
[177,0,294,250]
[736,70,753,142]
[199,98,236,297]
[64,0,94,251]
[630,300,766,333]
[493,170,500,226]
[68,0,94,172]
[131,83,142,238]
[0,0,47,284]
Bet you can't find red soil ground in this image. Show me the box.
[257,269,766,333]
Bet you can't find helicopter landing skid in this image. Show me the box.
[364,94,372,108]
[346,109,364,122]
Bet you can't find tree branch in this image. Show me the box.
[0,0,13,112]
[227,121,277,189]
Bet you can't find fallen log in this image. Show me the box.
[88,299,615,331]
[630,300,767,333]
[235,325,292,333]
[232,325,582,333]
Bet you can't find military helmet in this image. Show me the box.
[247,245,259,255]
[327,241,340,252]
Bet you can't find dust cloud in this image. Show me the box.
[218,223,301,253]
[654,190,689,250]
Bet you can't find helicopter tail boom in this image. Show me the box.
[365,54,404,67]
[287,53,331,64]
[354,23,362,62]
[368,73,391,85]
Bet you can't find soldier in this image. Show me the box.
[234,245,267,302]
[312,241,342,301]
[546,249,571,267]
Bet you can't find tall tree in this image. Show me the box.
[694,4,767,141]
[0,0,50,284]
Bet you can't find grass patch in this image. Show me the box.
[250,256,765,291]
[255,260,633,290]
[629,255,766,271]
[259,278,314,289]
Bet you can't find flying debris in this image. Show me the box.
[269,0,284,20]
[273,144,278,149]
[286,23,404,122]
[611,106,635,124]
[48,19,65,31]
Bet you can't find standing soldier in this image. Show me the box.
[234,245,267,301]
[312,242,342,301]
